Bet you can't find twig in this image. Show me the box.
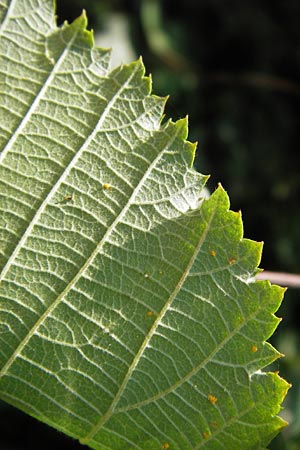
[256,271,300,288]
[204,71,300,96]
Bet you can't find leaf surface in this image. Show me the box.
[0,1,289,449]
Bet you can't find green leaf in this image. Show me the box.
[0,1,289,449]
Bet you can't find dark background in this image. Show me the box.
[1,1,299,449]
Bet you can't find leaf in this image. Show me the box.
[0,1,289,449]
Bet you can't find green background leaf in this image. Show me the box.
[0,1,289,449]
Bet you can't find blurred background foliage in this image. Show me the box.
[1,0,299,448]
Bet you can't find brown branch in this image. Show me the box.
[203,71,300,96]
[256,271,300,288]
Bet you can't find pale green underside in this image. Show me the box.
[0,1,289,449]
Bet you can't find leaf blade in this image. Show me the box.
[0,1,289,449]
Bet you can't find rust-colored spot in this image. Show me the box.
[251,345,258,353]
[146,310,154,317]
[208,394,217,405]
[210,250,216,257]
[212,421,217,428]
[64,194,73,201]
[229,257,236,264]
[202,431,210,439]
[102,183,112,190]
[162,443,170,449]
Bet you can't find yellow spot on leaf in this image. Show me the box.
[146,310,154,317]
[212,421,217,427]
[202,431,210,439]
[162,443,170,449]
[64,194,73,201]
[229,257,236,264]
[103,183,112,190]
[208,394,217,405]
[210,250,216,257]
[251,345,258,353]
